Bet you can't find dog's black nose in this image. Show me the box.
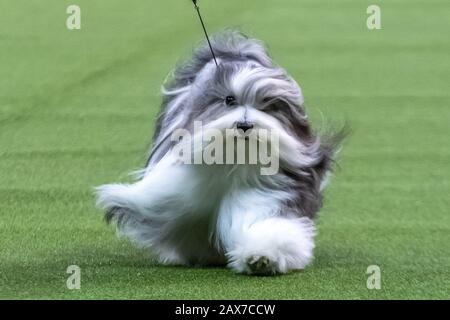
[236,121,254,133]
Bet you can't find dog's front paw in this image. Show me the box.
[227,250,279,275]
[246,255,278,275]
[226,218,315,275]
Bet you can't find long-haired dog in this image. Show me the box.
[96,30,342,275]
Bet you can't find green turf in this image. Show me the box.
[1,0,449,299]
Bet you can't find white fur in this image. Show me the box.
[97,148,317,273]
[95,31,336,275]
[97,102,318,274]
[226,217,315,274]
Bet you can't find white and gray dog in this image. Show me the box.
[96,30,342,275]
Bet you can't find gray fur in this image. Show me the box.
[97,30,344,274]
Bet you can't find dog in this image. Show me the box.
[96,30,342,275]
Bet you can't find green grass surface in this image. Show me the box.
[1,0,449,299]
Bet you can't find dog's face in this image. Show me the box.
[183,59,313,144]
[148,31,339,184]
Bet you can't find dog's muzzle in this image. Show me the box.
[236,121,254,133]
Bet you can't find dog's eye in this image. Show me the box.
[261,97,280,112]
[225,95,237,106]
[263,97,276,104]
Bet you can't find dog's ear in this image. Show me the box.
[313,127,349,185]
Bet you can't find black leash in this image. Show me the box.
[191,0,218,67]
[147,1,219,166]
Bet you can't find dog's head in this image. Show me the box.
[149,30,342,182]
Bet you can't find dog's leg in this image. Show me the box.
[218,191,315,275]
[227,217,315,275]
[95,158,200,265]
